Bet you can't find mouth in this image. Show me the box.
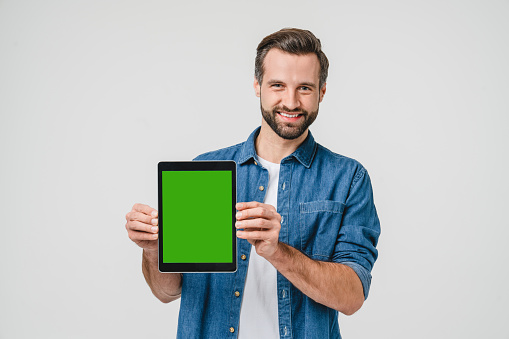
[277,111,303,121]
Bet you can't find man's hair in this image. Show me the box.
[255,28,329,89]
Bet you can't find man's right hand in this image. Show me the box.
[125,203,159,253]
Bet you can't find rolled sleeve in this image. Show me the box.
[339,261,372,299]
[332,167,381,299]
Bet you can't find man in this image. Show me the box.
[125,28,380,338]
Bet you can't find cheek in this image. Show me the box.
[260,93,279,109]
[303,96,320,110]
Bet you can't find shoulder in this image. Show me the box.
[314,143,368,187]
[193,142,244,161]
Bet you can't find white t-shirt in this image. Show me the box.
[238,157,280,338]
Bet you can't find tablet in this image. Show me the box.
[158,161,237,272]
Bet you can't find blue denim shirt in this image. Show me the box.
[176,127,380,339]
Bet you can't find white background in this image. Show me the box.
[1,1,508,338]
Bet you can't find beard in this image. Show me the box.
[261,104,318,140]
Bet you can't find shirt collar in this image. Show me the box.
[238,127,317,169]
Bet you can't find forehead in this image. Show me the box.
[263,48,320,84]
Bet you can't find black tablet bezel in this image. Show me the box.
[158,161,237,273]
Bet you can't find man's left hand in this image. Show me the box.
[235,202,281,259]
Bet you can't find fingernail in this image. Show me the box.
[236,212,242,219]
[151,218,158,225]
[151,211,158,217]
[152,234,158,239]
[236,221,242,228]
[151,226,158,233]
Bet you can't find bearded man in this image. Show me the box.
[125,28,380,339]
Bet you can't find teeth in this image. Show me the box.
[280,112,299,118]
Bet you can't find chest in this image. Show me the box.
[237,162,348,261]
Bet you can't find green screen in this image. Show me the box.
[161,170,232,263]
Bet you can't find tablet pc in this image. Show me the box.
[158,161,237,273]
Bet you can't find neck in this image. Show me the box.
[255,121,308,164]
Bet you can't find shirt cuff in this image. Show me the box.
[338,261,372,300]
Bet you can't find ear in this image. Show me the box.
[319,83,326,103]
[253,77,261,97]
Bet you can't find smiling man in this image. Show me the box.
[256,48,323,141]
[125,28,380,338]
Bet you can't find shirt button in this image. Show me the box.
[234,291,240,297]
[259,185,265,191]
[241,254,247,260]
[230,327,235,333]
[281,216,284,224]
[254,160,258,166]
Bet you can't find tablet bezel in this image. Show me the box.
[158,161,237,273]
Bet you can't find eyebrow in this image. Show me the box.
[299,82,317,89]
[266,80,317,89]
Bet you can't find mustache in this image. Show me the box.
[273,106,306,114]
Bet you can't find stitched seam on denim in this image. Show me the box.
[300,201,345,214]
[350,167,366,191]
[300,139,318,168]
[300,210,343,213]
[288,279,293,339]
[317,144,348,160]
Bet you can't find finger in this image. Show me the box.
[236,201,262,210]
[235,218,273,230]
[127,229,158,242]
[237,202,277,213]
[132,203,158,217]
[126,211,158,225]
[126,220,159,233]
[237,229,266,240]
[236,206,264,220]
[236,207,278,221]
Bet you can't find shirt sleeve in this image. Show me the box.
[332,167,381,299]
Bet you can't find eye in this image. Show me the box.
[300,86,311,91]
[271,83,283,88]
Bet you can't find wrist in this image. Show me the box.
[267,242,287,264]
[143,249,158,263]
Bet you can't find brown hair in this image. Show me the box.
[255,28,329,89]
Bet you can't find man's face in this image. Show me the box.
[254,48,326,140]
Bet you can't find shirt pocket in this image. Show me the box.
[299,200,345,261]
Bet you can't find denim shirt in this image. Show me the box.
[176,127,380,339]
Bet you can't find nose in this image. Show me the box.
[281,89,300,111]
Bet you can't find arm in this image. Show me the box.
[236,202,364,315]
[141,249,182,303]
[269,243,363,315]
[126,203,182,303]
